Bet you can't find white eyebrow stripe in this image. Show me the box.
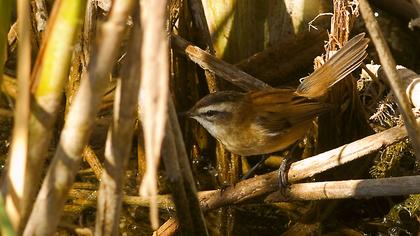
[196,103,231,114]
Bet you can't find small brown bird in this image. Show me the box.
[188,33,369,156]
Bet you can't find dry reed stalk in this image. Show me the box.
[95,11,141,235]
[138,0,170,230]
[3,0,31,232]
[166,99,208,235]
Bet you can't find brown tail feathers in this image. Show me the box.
[295,33,369,99]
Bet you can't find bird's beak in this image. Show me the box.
[178,109,194,118]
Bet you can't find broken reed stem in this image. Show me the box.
[359,0,420,161]
[23,0,134,234]
[170,34,270,91]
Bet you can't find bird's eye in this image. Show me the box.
[204,110,218,117]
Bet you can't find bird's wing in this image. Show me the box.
[248,89,330,134]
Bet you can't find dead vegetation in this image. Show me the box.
[0,0,419,235]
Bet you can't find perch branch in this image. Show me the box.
[266,175,420,202]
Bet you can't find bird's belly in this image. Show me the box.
[220,121,313,156]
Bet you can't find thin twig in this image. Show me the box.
[359,0,420,161]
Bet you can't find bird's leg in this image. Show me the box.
[240,155,270,180]
[278,143,299,196]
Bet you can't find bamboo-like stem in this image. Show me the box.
[171,34,270,91]
[359,0,420,161]
[95,13,141,235]
[23,0,135,234]
[3,0,31,232]
[138,0,170,230]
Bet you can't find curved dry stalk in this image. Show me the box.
[138,0,170,230]
[23,0,135,234]
[359,0,420,161]
[3,0,31,232]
